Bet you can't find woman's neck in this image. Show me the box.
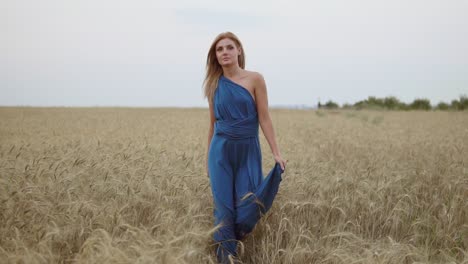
[222,65,242,79]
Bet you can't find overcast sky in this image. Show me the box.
[2,0,467,107]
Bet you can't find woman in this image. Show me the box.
[204,32,287,263]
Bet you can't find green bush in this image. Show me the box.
[334,95,466,111]
[324,100,339,109]
[353,96,390,110]
[435,102,450,110]
[461,96,468,109]
[342,103,353,109]
[383,96,400,110]
[409,98,431,110]
[451,99,460,110]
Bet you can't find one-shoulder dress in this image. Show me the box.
[208,75,284,263]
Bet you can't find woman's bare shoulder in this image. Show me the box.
[243,70,265,84]
[243,70,262,78]
[244,71,265,90]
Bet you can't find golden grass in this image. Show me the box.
[0,107,467,264]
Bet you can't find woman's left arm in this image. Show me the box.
[254,73,287,171]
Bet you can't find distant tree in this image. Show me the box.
[353,96,384,110]
[342,103,352,109]
[410,98,431,110]
[353,100,366,110]
[367,96,384,106]
[450,95,468,110]
[319,95,465,111]
[383,96,401,110]
[324,100,339,109]
[435,102,450,111]
[398,102,410,111]
[450,99,460,110]
[459,95,468,110]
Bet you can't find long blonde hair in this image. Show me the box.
[203,32,246,104]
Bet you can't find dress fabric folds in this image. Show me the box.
[208,75,284,263]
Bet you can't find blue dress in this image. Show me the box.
[208,75,284,263]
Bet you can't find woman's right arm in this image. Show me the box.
[206,99,216,178]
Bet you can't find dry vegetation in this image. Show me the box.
[0,107,467,264]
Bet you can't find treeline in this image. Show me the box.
[318,95,468,111]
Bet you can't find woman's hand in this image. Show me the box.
[274,154,287,172]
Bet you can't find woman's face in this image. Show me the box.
[215,38,241,67]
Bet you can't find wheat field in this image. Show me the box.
[0,107,467,264]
